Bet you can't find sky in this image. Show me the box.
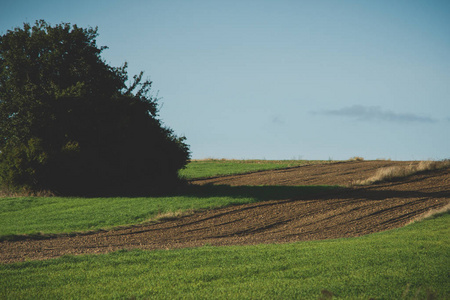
[1,0,449,160]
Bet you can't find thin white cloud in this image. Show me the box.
[315,105,437,123]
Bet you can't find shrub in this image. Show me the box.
[0,20,190,195]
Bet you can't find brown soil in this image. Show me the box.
[1,160,449,264]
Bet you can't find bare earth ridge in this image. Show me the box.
[1,160,449,263]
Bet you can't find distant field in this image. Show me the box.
[1,212,448,299]
[179,159,329,180]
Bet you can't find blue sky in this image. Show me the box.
[1,0,449,160]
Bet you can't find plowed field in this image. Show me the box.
[1,160,449,263]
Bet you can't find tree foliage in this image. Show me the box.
[0,20,190,195]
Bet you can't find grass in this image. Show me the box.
[179,159,329,180]
[1,211,448,299]
[353,160,450,186]
[0,185,337,239]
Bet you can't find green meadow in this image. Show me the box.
[178,159,327,179]
[1,160,449,299]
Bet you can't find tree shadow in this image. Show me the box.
[179,183,450,203]
[180,184,341,201]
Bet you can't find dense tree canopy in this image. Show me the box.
[0,20,190,195]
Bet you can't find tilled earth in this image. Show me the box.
[1,160,449,263]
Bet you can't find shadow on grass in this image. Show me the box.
[180,184,341,201]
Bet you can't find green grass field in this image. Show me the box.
[1,160,449,299]
[1,212,448,299]
[178,159,327,179]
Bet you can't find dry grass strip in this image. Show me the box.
[406,203,450,225]
[353,160,450,186]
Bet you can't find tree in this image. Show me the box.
[0,20,190,195]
